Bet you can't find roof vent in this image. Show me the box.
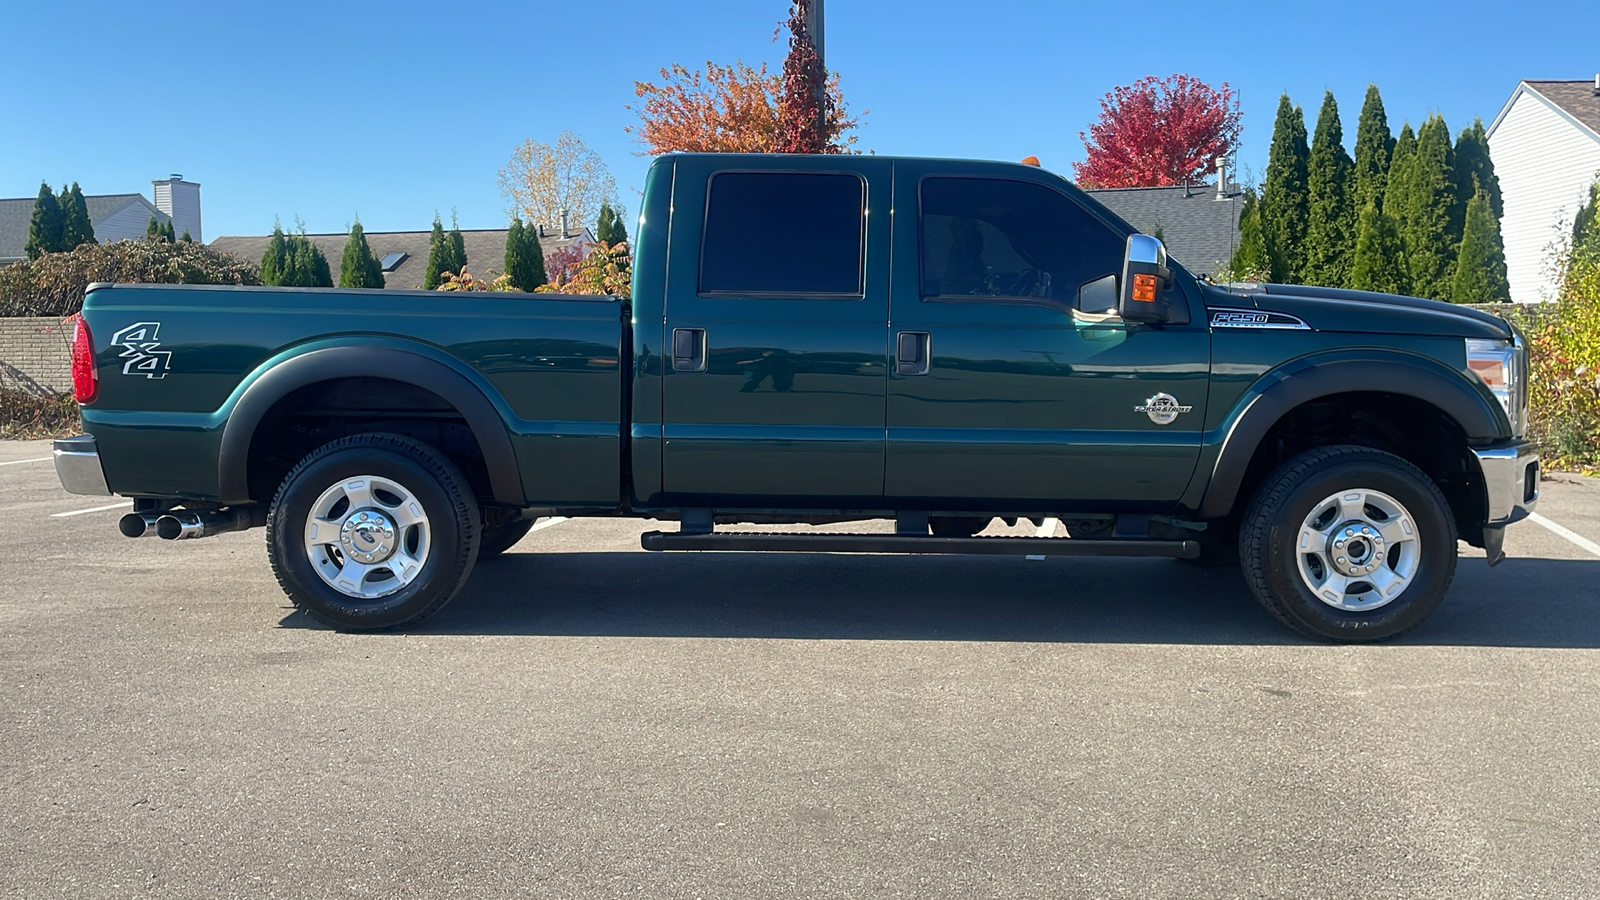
[1593,74,1599,96]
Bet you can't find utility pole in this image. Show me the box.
[805,0,826,113]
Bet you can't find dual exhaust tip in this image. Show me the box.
[119,507,266,541]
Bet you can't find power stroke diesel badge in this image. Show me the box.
[1135,392,1193,425]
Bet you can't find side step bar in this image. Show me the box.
[641,531,1199,559]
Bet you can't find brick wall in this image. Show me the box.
[0,317,73,395]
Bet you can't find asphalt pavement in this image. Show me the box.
[2,437,1598,899]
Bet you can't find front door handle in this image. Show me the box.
[897,331,930,376]
[672,327,707,372]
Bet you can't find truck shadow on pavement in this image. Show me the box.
[280,550,1600,648]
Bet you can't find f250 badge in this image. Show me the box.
[109,322,171,379]
[1135,392,1193,425]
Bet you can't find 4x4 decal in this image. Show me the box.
[109,322,171,379]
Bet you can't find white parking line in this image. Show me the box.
[528,516,569,533]
[1026,517,1060,560]
[51,501,133,518]
[0,457,51,467]
[1528,512,1600,560]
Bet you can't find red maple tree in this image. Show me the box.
[1072,75,1242,189]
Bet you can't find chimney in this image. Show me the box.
[561,209,570,239]
[1593,74,1599,96]
[152,174,202,242]
[1215,157,1228,200]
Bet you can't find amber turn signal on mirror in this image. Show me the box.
[1131,273,1158,302]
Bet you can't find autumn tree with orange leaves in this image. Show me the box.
[627,3,860,154]
[1072,74,1241,189]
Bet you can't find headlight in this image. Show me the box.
[1466,336,1526,436]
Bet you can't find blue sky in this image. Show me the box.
[3,0,1596,239]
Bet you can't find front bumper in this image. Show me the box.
[1472,441,1538,565]
[54,435,111,496]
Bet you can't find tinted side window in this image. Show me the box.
[920,177,1124,303]
[700,172,865,295]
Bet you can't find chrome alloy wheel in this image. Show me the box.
[304,475,430,600]
[1295,488,1421,612]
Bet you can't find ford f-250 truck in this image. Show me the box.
[53,153,1538,641]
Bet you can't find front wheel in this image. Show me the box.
[1239,445,1457,642]
[266,433,481,630]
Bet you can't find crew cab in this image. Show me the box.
[54,153,1538,641]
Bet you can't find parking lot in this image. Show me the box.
[3,437,1599,899]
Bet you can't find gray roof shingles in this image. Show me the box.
[1084,183,1244,275]
[207,227,594,290]
[1524,80,1600,138]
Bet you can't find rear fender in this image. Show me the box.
[217,340,524,505]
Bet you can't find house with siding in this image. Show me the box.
[208,224,595,291]
[1486,78,1600,302]
[0,174,201,264]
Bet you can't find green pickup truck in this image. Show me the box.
[54,153,1538,641]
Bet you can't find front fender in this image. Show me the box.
[216,337,525,505]
[1196,348,1506,519]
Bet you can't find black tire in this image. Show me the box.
[477,517,535,559]
[930,516,991,537]
[1239,445,1457,642]
[266,433,480,630]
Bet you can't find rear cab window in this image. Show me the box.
[700,172,865,297]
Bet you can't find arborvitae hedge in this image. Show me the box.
[424,215,450,289]
[1303,91,1356,288]
[1349,200,1408,295]
[1261,95,1309,283]
[1353,85,1394,210]
[1452,191,1510,303]
[504,217,547,291]
[338,221,385,288]
[25,183,63,260]
[1397,115,1461,300]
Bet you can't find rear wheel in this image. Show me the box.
[267,433,480,630]
[1239,445,1457,642]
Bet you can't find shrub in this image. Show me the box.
[434,269,516,292]
[1514,256,1600,468]
[0,238,259,317]
[0,388,79,439]
[535,241,631,296]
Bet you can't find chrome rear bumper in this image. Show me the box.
[54,435,111,496]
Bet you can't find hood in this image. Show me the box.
[1208,283,1514,340]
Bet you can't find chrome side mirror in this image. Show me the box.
[1119,234,1174,323]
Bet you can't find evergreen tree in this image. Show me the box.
[260,221,290,285]
[338,220,385,288]
[424,215,450,289]
[147,216,162,239]
[180,230,193,243]
[1396,115,1461,300]
[504,217,548,291]
[1573,178,1600,265]
[1225,189,1275,282]
[596,200,629,246]
[1451,190,1510,303]
[59,183,96,251]
[24,182,64,259]
[1261,94,1310,282]
[162,220,176,243]
[1349,200,1409,295]
[1352,84,1394,210]
[447,214,467,275]
[1453,119,1503,222]
[307,236,333,286]
[1303,91,1356,287]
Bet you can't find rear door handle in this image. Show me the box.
[672,327,706,372]
[897,331,930,376]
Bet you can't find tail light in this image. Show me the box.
[71,315,97,404]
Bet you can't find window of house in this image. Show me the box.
[919,177,1124,306]
[700,172,865,296]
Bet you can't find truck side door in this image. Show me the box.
[885,166,1210,511]
[660,157,891,507]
